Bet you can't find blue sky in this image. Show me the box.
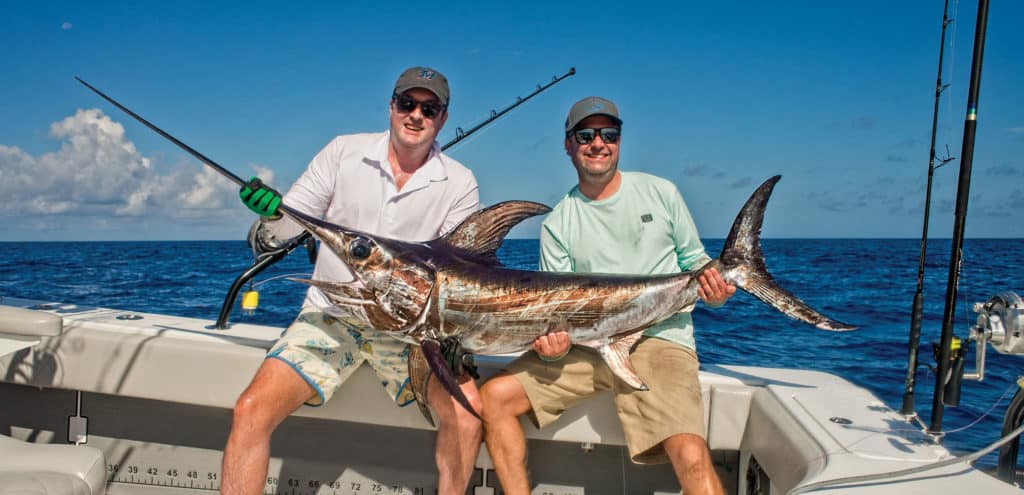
[2,1,1022,241]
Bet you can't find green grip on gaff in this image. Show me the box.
[240,177,282,217]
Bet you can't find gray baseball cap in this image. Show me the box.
[393,66,450,106]
[565,96,622,132]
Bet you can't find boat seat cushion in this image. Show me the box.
[0,306,63,337]
[0,435,106,495]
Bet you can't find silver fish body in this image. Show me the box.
[433,267,694,355]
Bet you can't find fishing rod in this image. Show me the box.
[929,0,990,434]
[441,67,575,152]
[76,69,576,328]
[899,0,957,417]
[75,77,247,188]
[77,76,313,329]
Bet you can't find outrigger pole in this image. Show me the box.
[929,0,990,434]
[899,0,956,417]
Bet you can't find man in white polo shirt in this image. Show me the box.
[222,67,482,495]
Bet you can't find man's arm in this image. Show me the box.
[535,221,572,360]
[667,186,736,306]
[247,139,343,252]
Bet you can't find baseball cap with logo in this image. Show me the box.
[393,66,450,106]
[565,96,622,132]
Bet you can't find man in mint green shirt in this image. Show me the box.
[480,97,734,495]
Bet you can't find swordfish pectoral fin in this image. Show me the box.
[583,332,649,391]
[407,345,435,427]
[420,339,482,421]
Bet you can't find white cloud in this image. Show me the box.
[0,109,257,223]
[251,164,276,184]
[179,166,233,210]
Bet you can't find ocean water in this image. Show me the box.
[1,238,1023,467]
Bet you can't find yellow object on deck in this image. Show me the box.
[241,290,259,315]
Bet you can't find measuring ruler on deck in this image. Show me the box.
[107,468,431,495]
[98,437,434,495]
[107,463,433,495]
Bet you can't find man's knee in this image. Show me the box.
[231,381,301,436]
[435,397,484,432]
[232,387,272,432]
[479,375,530,423]
[664,433,713,469]
[430,376,484,427]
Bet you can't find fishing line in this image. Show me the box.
[252,272,312,289]
[789,422,1024,495]
[944,381,1017,434]
[831,357,1013,453]
[795,380,1012,472]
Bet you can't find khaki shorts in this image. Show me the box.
[267,308,416,407]
[507,336,705,464]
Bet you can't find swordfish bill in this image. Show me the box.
[76,78,853,423]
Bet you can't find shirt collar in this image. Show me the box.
[369,131,448,183]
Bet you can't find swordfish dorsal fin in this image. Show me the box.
[436,201,551,264]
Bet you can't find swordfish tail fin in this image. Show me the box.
[716,175,856,331]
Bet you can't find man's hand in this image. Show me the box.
[697,267,736,306]
[533,330,571,362]
[239,177,282,217]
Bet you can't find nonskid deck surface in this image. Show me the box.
[0,296,1018,494]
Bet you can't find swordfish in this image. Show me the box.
[288,175,855,422]
[74,78,852,423]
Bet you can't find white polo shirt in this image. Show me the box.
[265,131,480,308]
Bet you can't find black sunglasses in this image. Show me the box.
[392,93,446,119]
[570,127,621,145]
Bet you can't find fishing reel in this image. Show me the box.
[968,292,1024,378]
[940,292,1024,406]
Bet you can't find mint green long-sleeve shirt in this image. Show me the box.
[539,171,710,350]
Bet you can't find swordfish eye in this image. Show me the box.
[348,237,374,259]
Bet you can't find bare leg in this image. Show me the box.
[428,374,483,495]
[221,358,316,495]
[480,374,534,495]
[663,433,724,495]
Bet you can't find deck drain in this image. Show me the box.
[116,314,144,321]
[829,416,853,425]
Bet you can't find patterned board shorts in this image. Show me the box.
[267,308,416,407]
